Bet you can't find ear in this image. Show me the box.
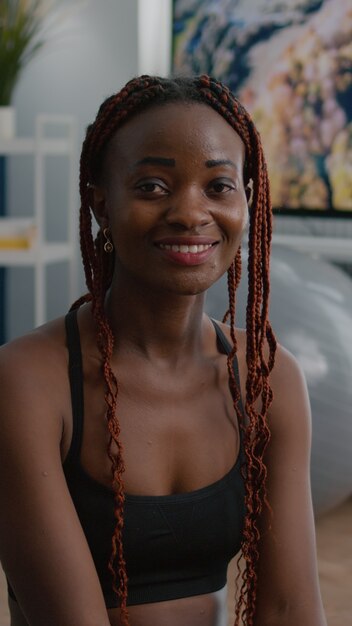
[88,184,109,231]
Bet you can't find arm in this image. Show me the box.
[0,335,111,626]
[253,344,327,626]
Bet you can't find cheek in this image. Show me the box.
[225,199,248,238]
[107,202,149,241]
[109,210,158,265]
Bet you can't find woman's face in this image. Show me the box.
[94,102,248,295]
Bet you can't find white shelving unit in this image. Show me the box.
[0,115,77,327]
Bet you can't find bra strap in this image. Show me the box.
[64,308,84,465]
[210,319,246,420]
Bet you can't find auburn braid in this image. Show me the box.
[75,74,276,626]
[195,75,276,624]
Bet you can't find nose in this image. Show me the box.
[165,187,213,230]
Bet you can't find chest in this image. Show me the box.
[78,354,241,496]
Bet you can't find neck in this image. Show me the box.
[104,275,208,365]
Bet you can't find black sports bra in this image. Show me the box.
[8,311,246,608]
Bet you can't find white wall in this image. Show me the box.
[6,0,139,339]
[13,0,139,143]
[138,0,172,76]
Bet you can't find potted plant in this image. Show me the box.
[0,0,49,139]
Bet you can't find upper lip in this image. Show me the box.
[154,236,219,246]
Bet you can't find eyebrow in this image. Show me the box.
[133,156,176,168]
[132,156,237,169]
[205,158,237,168]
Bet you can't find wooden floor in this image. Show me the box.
[314,498,352,626]
[1,498,351,625]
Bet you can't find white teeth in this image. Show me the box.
[159,243,213,254]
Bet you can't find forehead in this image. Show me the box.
[105,102,245,168]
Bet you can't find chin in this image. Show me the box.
[161,270,226,297]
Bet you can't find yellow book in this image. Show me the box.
[0,221,36,249]
[0,237,32,249]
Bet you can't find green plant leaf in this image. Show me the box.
[0,0,49,105]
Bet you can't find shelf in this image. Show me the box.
[0,243,72,266]
[0,115,77,330]
[0,137,72,156]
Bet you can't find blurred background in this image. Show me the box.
[0,1,351,625]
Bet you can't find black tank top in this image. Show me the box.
[8,311,246,608]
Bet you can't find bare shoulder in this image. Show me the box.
[0,316,67,380]
[211,319,310,435]
[213,318,302,374]
[0,316,70,439]
[0,314,112,626]
[266,341,311,441]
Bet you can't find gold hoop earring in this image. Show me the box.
[103,228,114,253]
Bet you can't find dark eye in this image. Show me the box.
[138,182,159,192]
[208,179,237,194]
[135,180,169,196]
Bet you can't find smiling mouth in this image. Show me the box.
[157,242,215,254]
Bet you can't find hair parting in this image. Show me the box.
[74,74,276,625]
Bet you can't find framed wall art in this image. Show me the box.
[173,0,352,215]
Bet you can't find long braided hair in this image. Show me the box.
[73,75,276,626]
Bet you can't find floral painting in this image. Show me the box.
[173,0,352,212]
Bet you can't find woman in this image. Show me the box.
[0,75,326,626]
